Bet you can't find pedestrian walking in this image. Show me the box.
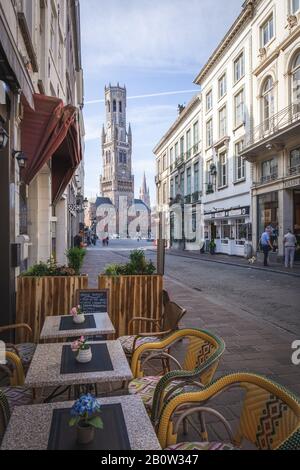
[260,227,273,267]
[73,231,83,248]
[284,229,296,268]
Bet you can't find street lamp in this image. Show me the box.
[12,150,28,168]
[0,126,9,150]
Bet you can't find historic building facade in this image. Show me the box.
[0,0,84,326]
[193,0,253,257]
[155,0,300,260]
[242,0,300,260]
[154,96,202,250]
[100,84,134,214]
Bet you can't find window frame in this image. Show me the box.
[291,0,300,14]
[234,140,246,182]
[233,52,245,84]
[261,14,274,48]
[206,118,213,148]
[291,51,300,105]
[206,90,213,112]
[234,88,245,128]
[218,105,227,139]
[218,151,228,188]
[218,73,227,100]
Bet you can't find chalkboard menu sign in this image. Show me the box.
[76,289,109,314]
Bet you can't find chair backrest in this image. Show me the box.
[235,375,300,450]
[182,329,224,385]
[157,373,300,450]
[161,301,186,332]
[6,352,25,386]
[0,390,10,445]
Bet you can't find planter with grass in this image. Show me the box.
[98,250,163,337]
[16,252,88,342]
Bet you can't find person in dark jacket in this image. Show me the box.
[74,232,82,248]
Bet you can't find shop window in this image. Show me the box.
[257,191,279,252]
[221,221,230,244]
[236,219,247,245]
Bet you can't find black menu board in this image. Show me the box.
[76,289,108,314]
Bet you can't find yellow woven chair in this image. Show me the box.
[0,352,33,414]
[157,372,300,450]
[129,328,225,426]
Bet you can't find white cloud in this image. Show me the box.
[80,0,243,74]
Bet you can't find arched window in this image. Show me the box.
[107,100,110,113]
[262,76,274,130]
[291,52,300,105]
[119,101,122,113]
[113,100,117,112]
[123,152,127,164]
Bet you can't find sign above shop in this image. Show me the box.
[284,178,300,189]
[205,206,250,220]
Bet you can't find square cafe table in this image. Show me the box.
[25,341,133,394]
[40,313,115,341]
[1,396,161,450]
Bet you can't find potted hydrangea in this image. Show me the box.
[69,394,103,445]
[71,336,92,363]
[70,305,85,324]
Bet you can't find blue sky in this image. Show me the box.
[81,0,243,204]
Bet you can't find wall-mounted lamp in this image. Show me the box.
[12,150,28,169]
[0,126,9,150]
[83,197,89,210]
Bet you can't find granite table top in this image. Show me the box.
[40,313,115,340]
[25,340,133,388]
[1,395,161,450]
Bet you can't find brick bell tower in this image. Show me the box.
[100,84,134,215]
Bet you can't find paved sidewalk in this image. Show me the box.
[165,249,300,277]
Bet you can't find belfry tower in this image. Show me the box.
[100,84,134,212]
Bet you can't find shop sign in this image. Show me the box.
[215,211,226,219]
[284,178,300,189]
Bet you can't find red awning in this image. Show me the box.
[21,93,82,204]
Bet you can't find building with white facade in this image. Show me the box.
[153,96,202,250]
[154,0,300,261]
[242,0,300,261]
[0,0,84,326]
[193,1,254,257]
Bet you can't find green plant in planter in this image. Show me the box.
[66,247,87,275]
[104,249,156,276]
[209,239,216,254]
[21,260,77,277]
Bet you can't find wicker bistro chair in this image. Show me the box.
[129,328,225,426]
[119,292,186,361]
[0,352,33,416]
[0,323,36,373]
[156,372,300,450]
[0,389,10,444]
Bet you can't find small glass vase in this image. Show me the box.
[76,347,92,363]
[73,313,85,324]
[77,422,95,445]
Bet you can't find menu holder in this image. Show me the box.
[59,315,96,331]
[76,289,109,314]
[47,404,131,450]
[60,343,113,374]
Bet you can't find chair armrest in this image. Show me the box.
[5,344,21,358]
[0,323,33,341]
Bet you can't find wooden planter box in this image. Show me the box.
[16,276,88,342]
[98,275,163,338]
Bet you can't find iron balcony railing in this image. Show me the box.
[288,164,300,176]
[246,103,300,148]
[258,172,278,185]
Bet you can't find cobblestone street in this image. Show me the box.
[82,240,300,442]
